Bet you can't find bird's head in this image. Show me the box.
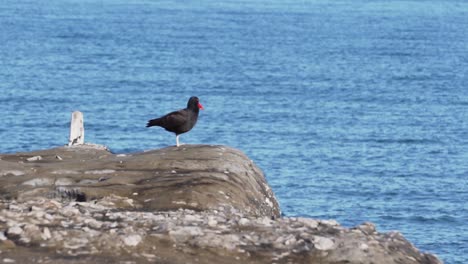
[188,96,204,110]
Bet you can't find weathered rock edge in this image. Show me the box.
[0,145,442,264]
[0,144,280,218]
[0,197,441,264]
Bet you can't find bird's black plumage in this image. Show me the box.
[146,96,203,146]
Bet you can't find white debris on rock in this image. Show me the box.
[21,178,54,187]
[84,169,116,175]
[60,206,80,217]
[0,170,25,177]
[42,227,51,240]
[84,219,103,229]
[297,218,319,229]
[6,226,23,238]
[313,236,335,250]
[122,234,142,247]
[169,226,204,243]
[207,216,217,227]
[238,218,250,226]
[52,170,79,175]
[319,219,340,226]
[55,178,75,186]
[26,156,42,162]
[360,243,369,251]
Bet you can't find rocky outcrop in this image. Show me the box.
[0,144,279,218]
[0,144,441,264]
[0,197,441,264]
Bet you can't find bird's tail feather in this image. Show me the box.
[146,118,162,127]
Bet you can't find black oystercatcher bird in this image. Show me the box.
[146,96,204,147]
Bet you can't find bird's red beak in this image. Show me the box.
[198,102,204,110]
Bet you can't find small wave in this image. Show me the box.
[383,214,458,223]
[454,101,468,106]
[378,52,414,57]
[409,215,458,224]
[55,33,93,40]
[392,76,429,81]
[358,138,440,145]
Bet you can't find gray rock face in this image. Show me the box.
[0,145,441,264]
[0,197,441,264]
[0,144,280,218]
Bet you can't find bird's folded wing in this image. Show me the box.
[164,110,188,128]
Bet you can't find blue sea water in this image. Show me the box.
[1,0,467,263]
